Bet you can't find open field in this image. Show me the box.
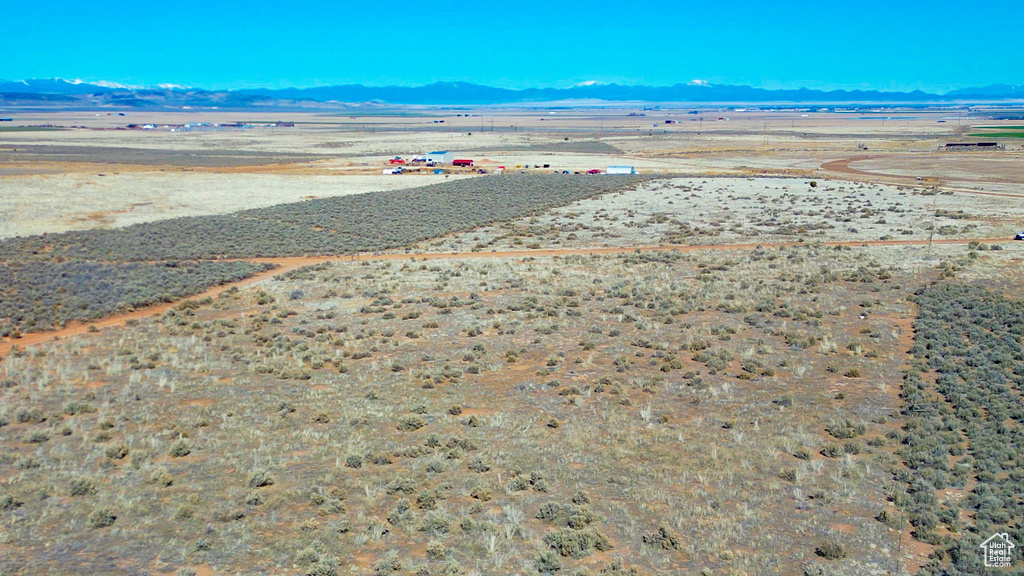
[826,155,1024,186]
[0,144,333,166]
[4,169,1021,338]
[0,172,474,239]
[2,105,1024,575]
[0,244,936,575]
[0,175,651,335]
[967,125,1024,138]
[0,126,67,133]
[430,176,1023,254]
[2,109,1023,241]
[967,132,1024,138]
[2,238,1023,576]
[0,237,1012,359]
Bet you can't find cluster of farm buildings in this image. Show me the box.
[383,150,636,175]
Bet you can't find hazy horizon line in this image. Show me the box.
[4,77,1020,95]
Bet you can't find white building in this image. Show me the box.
[426,150,454,163]
[607,165,636,175]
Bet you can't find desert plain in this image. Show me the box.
[1,105,1023,576]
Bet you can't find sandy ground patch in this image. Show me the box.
[429,177,1024,255]
[0,172,472,238]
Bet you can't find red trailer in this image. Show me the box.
[452,159,474,167]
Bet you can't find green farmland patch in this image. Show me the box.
[966,131,1024,138]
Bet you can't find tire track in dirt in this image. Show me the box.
[0,237,1010,355]
[820,155,893,179]
[0,264,298,356]
[820,156,1024,199]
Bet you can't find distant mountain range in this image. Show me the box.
[239,82,1024,105]
[1,78,1022,108]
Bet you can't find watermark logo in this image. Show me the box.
[981,532,1015,568]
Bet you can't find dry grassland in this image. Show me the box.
[0,172,472,239]
[428,177,1023,255]
[2,107,1024,576]
[2,244,948,576]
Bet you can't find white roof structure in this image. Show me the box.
[426,151,454,163]
[607,165,636,175]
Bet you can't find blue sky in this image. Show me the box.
[3,0,1021,92]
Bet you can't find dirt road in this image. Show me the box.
[820,155,1024,199]
[0,236,1010,356]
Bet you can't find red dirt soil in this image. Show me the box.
[0,237,1006,356]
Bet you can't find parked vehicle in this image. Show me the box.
[587,169,601,174]
[1015,232,1024,240]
